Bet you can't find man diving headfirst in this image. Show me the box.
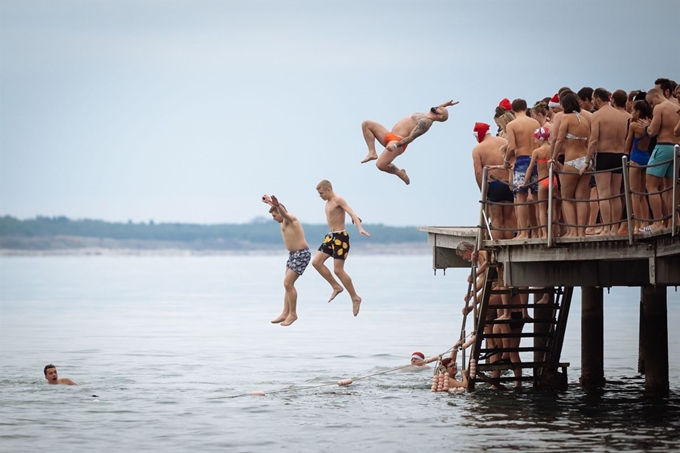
[360,100,459,185]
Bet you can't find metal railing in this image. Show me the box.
[477,144,680,247]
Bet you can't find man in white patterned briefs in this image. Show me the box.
[262,194,311,327]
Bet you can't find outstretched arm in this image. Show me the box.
[438,100,459,108]
[269,195,295,222]
[337,198,370,237]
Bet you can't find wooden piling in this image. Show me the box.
[641,286,669,394]
[580,286,605,389]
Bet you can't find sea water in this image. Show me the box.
[0,255,678,452]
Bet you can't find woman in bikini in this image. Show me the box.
[624,100,653,232]
[522,127,554,238]
[551,92,591,237]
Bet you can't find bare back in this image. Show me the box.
[472,136,508,187]
[507,115,541,158]
[592,104,628,152]
[653,100,680,144]
[391,113,434,137]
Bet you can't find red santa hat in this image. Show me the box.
[548,94,560,109]
[533,127,550,141]
[473,122,491,143]
[498,98,512,111]
[411,351,425,360]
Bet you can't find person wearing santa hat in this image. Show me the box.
[360,100,459,185]
[471,122,516,239]
[410,351,427,367]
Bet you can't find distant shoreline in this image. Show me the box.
[0,236,430,256]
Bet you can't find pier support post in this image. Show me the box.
[638,295,645,374]
[641,285,669,394]
[581,286,605,389]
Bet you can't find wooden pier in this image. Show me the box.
[419,225,679,393]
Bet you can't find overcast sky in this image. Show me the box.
[1,0,678,227]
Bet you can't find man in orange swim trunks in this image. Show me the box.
[360,100,459,185]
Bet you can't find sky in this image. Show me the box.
[1,0,679,227]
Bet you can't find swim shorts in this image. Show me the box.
[595,152,624,174]
[509,311,525,330]
[318,231,350,260]
[512,155,538,195]
[385,132,407,151]
[286,248,311,275]
[646,143,676,178]
[487,180,513,203]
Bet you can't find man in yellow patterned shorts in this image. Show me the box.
[313,180,371,317]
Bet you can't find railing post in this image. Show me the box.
[622,155,634,245]
[477,167,489,247]
[673,145,679,236]
[547,163,554,248]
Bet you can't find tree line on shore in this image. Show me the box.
[0,215,424,247]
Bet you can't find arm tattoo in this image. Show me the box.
[398,118,432,146]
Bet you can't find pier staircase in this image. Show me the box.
[464,263,573,391]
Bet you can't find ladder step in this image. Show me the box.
[487,304,560,309]
[490,288,564,295]
[486,319,557,324]
[482,332,550,339]
[474,375,535,383]
[478,347,550,354]
[476,361,570,371]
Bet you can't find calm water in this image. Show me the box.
[1,255,679,452]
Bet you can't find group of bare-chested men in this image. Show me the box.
[262,100,460,326]
[473,78,680,241]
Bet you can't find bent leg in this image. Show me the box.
[333,258,361,316]
[375,146,410,185]
[312,251,344,302]
[361,120,389,164]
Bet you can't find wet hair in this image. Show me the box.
[496,111,515,131]
[577,87,594,102]
[511,98,527,112]
[316,180,332,191]
[557,86,572,95]
[456,241,475,256]
[531,104,548,118]
[44,364,56,375]
[633,100,653,120]
[654,77,672,95]
[561,92,581,114]
[611,89,627,109]
[593,88,610,102]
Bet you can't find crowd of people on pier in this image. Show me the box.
[472,78,680,239]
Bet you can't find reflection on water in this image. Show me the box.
[0,256,678,452]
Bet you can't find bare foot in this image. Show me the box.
[281,314,298,326]
[396,169,410,185]
[328,286,344,303]
[271,314,287,324]
[585,226,601,235]
[361,152,378,164]
[352,296,362,316]
[515,233,529,240]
